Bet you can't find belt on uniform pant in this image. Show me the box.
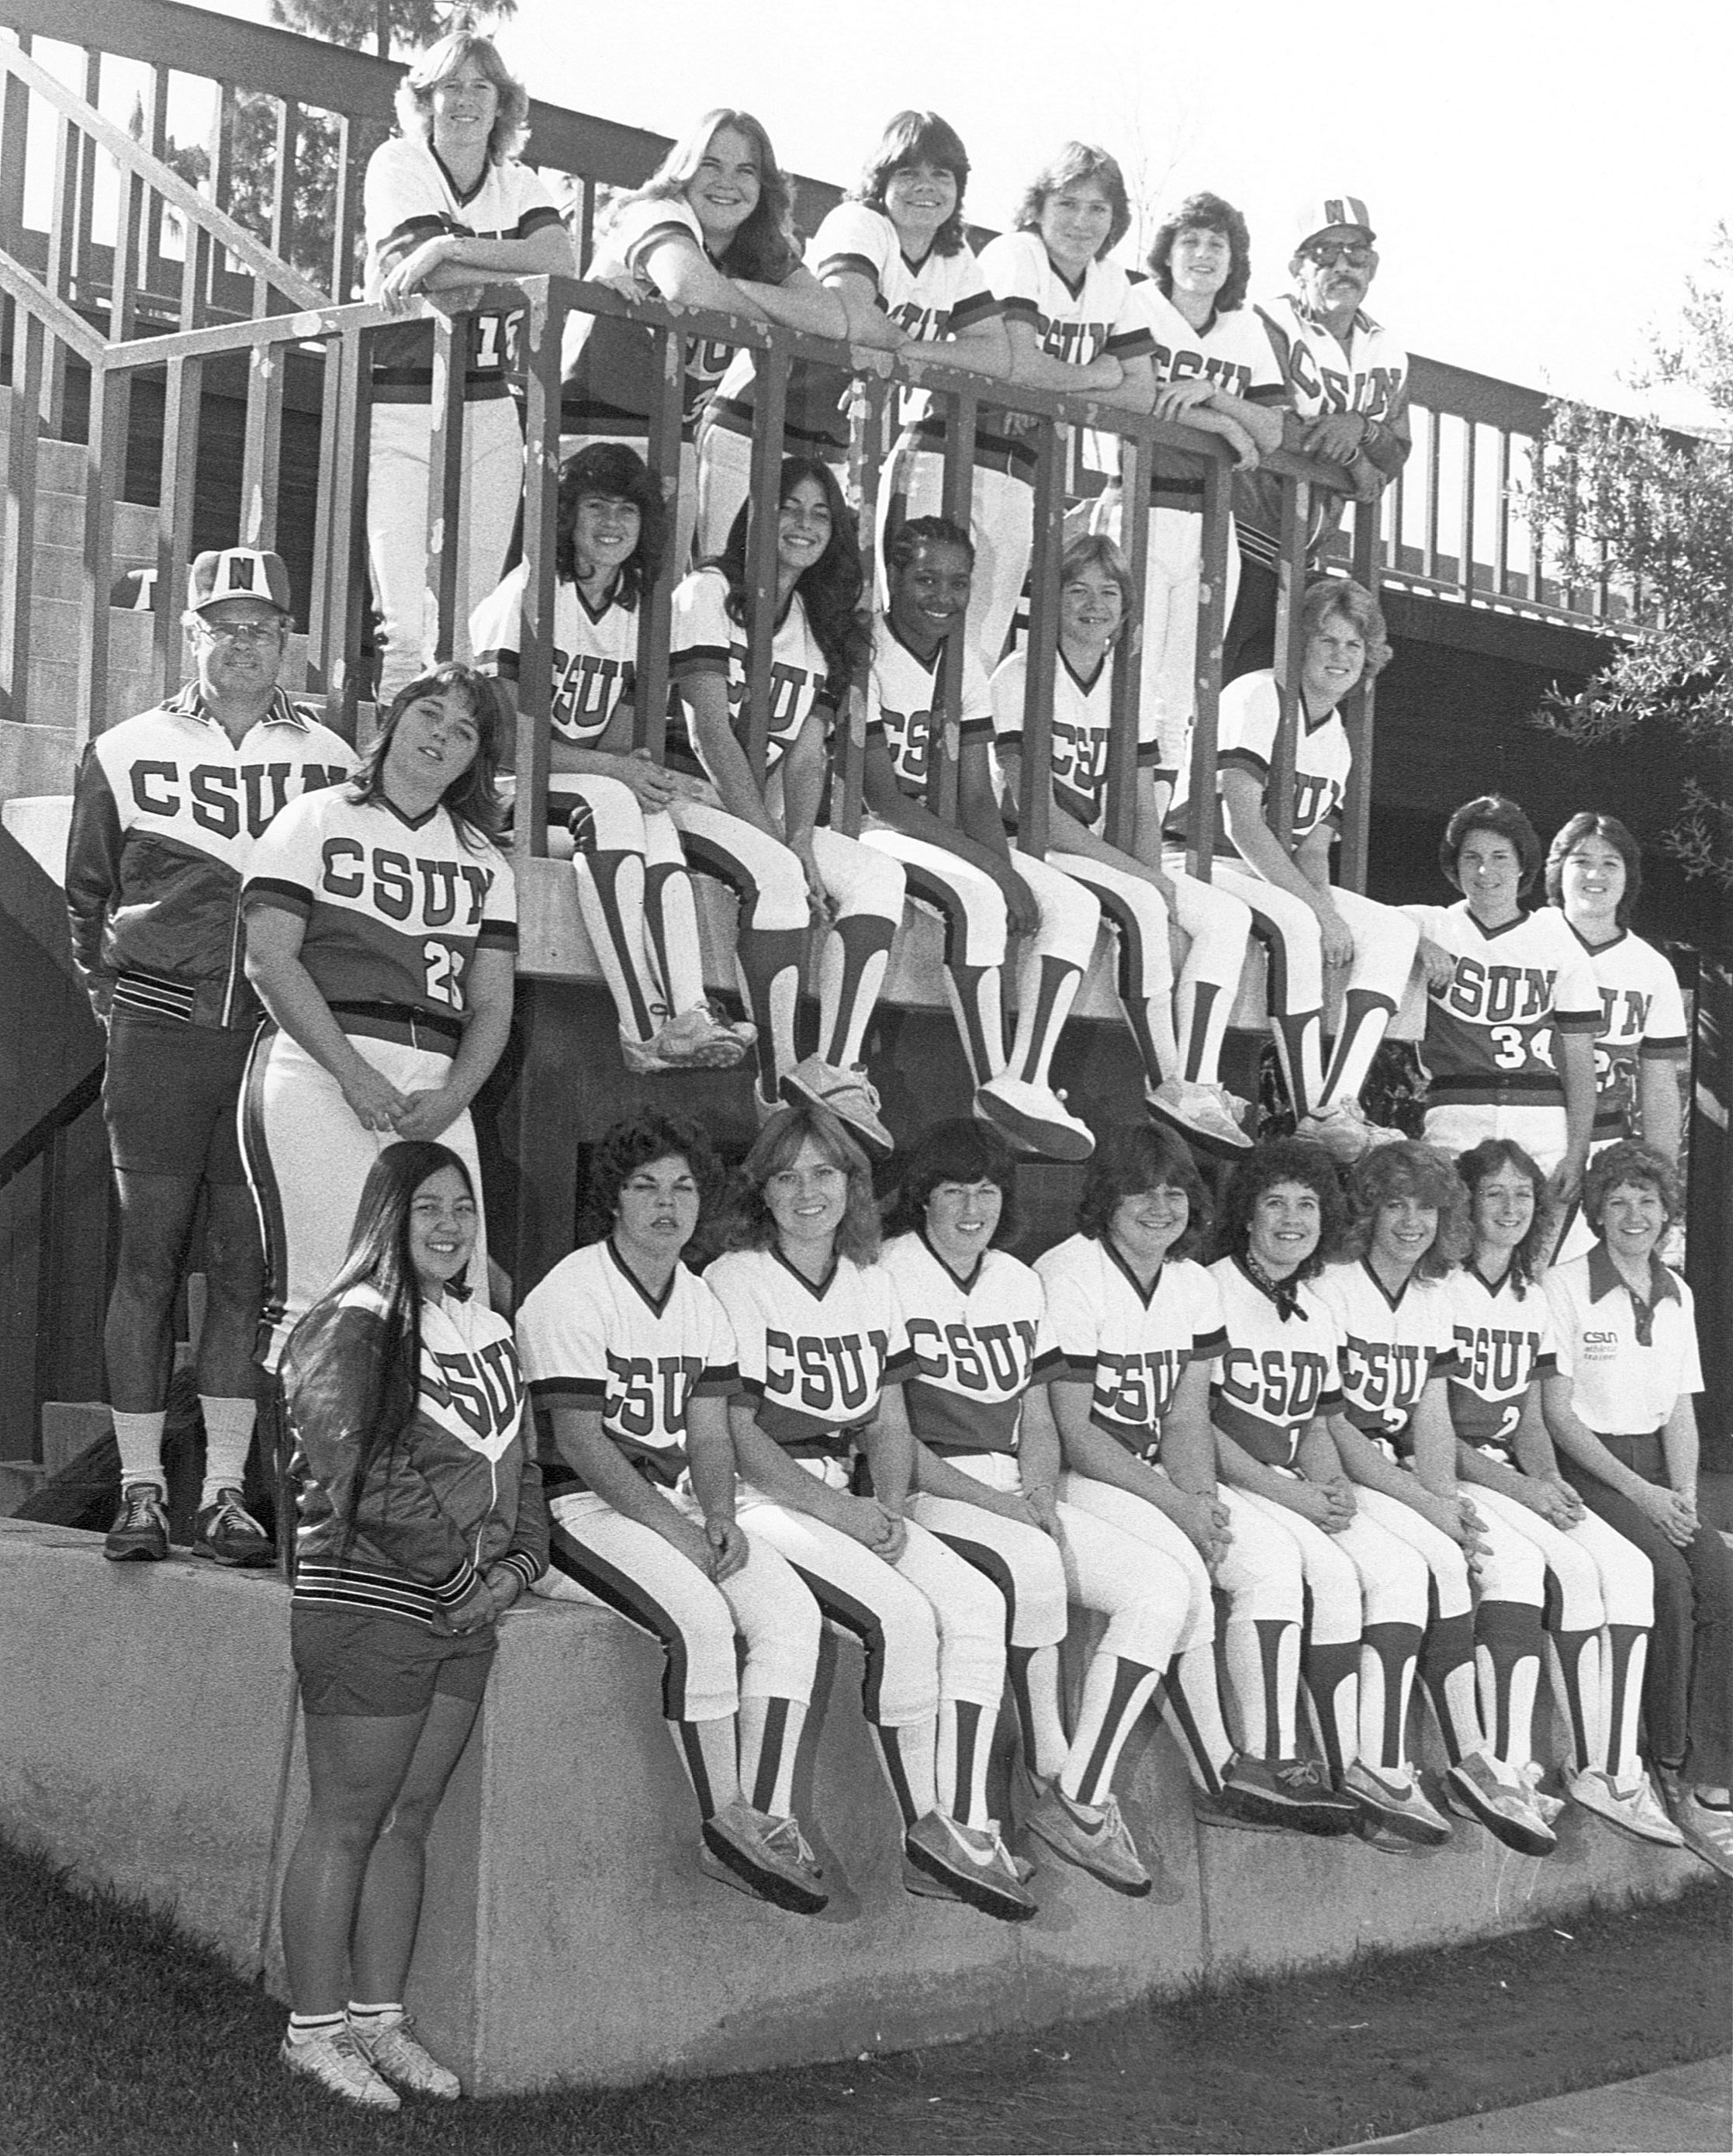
[328,999,464,1052]
[901,428,1033,483]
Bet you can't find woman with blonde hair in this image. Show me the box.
[363,27,574,701]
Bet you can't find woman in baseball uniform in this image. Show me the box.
[1443,1138,1676,1845]
[667,458,905,1158]
[1406,794,1600,1203]
[1544,812,1688,1260]
[277,1140,546,2110]
[889,141,1154,670]
[991,531,1257,1154]
[469,443,752,1075]
[1205,1140,1451,1850]
[363,29,574,702]
[1035,1124,1358,1839]
[1313,1141,1558,1855]
[1098,193,1285,749]
[1543,1141,1733,1878]
[1167,576,1417,1161]
[707,1104,1033,1919]
[514,1112,828,1913]
[242,665,514,1371]
[562,109,844,575]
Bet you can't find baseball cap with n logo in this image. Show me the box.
[1292,194,1377,251]
[188,547,293,617]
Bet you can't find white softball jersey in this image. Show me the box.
[1405,902,1604,1113]
[1313,1258,1462,1454]
[469,562,638,746]
[1205,1255,1346,1467]
[669,567,833,784]
[880,1231,1063,1454]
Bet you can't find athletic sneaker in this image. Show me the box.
[1147,1077,1254,1153]
[974,1075,1095,1162]
[700,1798,828,1913]
[1023,1781,1151,1896]
[779,1056,894,1160]
[1568,1767,1684,1847]
[905,1812,1036,1922]
[1444,1750,1557,1857]
[1294,1100,1400,1162]
[351,2015,461,2099]
[1224,1756,1358,1836]
[652,1005,756,1072]
[1672,1790,1733,1881]
[192,1490,275,1567]
[104,1482,169,1563]
[280,2030,400,2110]
[1517,1761,1566,1826]
[1342,1761,1452,1847]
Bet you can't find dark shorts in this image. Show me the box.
[291,1603,496,1718]
[103,1014,251,1183]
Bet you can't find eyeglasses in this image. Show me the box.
[199,619,285,646]
[1304,241,1375,270]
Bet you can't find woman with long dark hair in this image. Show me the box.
[705,1105,1033,1919]
[243,664,515,1368]
[666,458,905,1157]
[469,443,751,1074]
[1444,1138,1674,1844]
[562,107,845,573]
[277,1141,545,2109]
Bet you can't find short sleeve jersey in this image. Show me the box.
[1544,1245,1702,1435]
[1122,286,1284,510]
[1034,1233,1225,1465]
[1564,922,1690,1140]
[1442,1264,1558,1459]
[514,1239,739,1493]
[469,562,637,746]
[1313,1258,1462,1455]
[974,232,1151,475]
[669,567,834,783]
[867,614,994,800]
[1207,1256,1345,1469]
[1168,667,1350,860]
[1405,902,1604,1113]
[705,1247,915,1455]
[243,787,517,1013]
[880,1231,1063,1454]
[562,196,738,438]
[991,644,1160,834]
[364,135,562,401]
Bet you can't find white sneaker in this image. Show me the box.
[1147,1077,1254,1152]
[779,1055,893,1159]
[1444,1750,1556,1857]
[1672,1790,1733,1880]
[974,1074,1095,1161]
[1294,1100,1399,1161]
[281,2030,400,2110]
[351,2015,461,2099]
[905,1811,1036,1921]
[1517,1762,1566,1826]
[1569,1767,1684,1847]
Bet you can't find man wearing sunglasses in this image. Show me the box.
[1222,194,1410,682]
[65,549,354,1567]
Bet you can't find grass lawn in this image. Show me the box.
[2,1834,1726,2156]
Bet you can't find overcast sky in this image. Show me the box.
[186,0,1728,420]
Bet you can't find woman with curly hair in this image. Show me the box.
[1314,1140,1556,1853]
[278,1141,546,2108]
[1170,576,1419,1161]
[1443,1140,1675,1845]
[470,443,751,1074]
[242,665,514,1368]
[1207,1140,1450,1850]
[704,1106,1033,1919]
[668,458,905,1157]
[1544,1141,1733,1877]
[514,1112,829,1914]
[363,28,575,701]
[889,141,1154,669]
[1034,1126,1356,1840]
[1098,192,1285,756]
[562,108,845,573]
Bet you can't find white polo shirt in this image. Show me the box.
[1544,1244,1701,1434]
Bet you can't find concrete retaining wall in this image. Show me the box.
[0,1516,1698,2094]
